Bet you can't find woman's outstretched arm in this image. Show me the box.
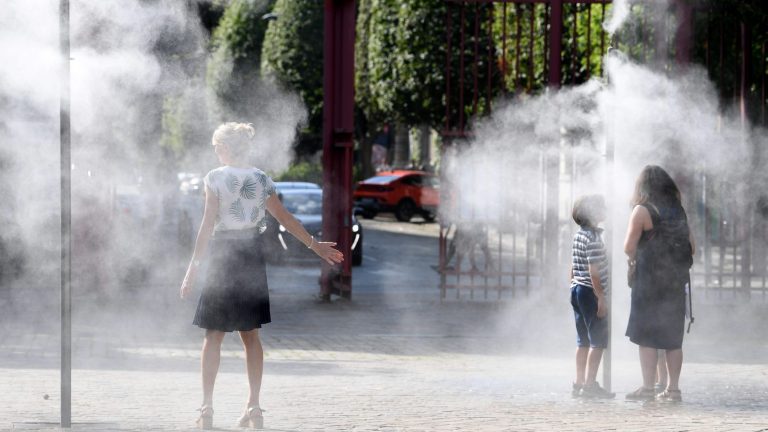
[180,186,219,299]
[265,194,344,265]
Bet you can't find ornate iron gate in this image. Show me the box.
[439,0,768,302]
[439,0,615,300]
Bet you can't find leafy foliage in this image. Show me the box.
[359,1,497,131]
[275,161,323,185]
[393,0,451,128]
[355,0,379,124]
[261,0,324,156]
[364,0,399,123]
[207,0,275,118]
[160,95,185,158]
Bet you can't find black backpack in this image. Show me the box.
[643,204,695,332]
[646,204,693,281]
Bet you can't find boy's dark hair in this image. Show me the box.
[572,194,605,228]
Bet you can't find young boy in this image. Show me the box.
[570,195,614,398]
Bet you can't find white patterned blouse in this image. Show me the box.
[203,166,276,233]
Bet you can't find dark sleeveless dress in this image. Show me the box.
[625,203,688,350]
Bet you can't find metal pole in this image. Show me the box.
[473,3,479,116]
[603,116,614,393]
[486,4,492,113]
[545,0,562,289]
[459,3,466,132]
[59,0,72,427]
[515,4,521,90]
[445,4,452,134]
[502,3,508,90]
[739,19,752,300]
[528,4,535,91]
[320,0,355,300]
[601,2,613,392]
[674,0,693,66]
[548,0,562,87]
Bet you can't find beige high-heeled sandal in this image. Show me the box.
[237,406,264,429]
[196,405,214,430]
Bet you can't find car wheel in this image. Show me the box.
[395,199,416,222]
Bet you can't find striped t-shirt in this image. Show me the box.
[571,227,609,293]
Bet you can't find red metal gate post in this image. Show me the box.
[674,0,693,66]
[739,17,753,300]
[321,0,356,301]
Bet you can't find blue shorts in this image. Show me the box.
[571,283,608,349]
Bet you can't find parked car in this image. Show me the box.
[272,181,320,190]
[353,170,439,222]
[265,183,363,266]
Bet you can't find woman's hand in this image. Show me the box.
[311,241,344,265]
[596,295,608,319]
[266,194,345,266]
[180,267,197,299]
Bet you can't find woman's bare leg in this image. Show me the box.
[201,330,225,406]
[665,348,683,391]
[239,329,264,408]
[656,350,668,387]
[639,346,657,389]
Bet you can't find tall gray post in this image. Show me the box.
[60,0,72,427]
[603,124,615,393]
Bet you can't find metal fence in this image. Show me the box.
[438,0,768,302]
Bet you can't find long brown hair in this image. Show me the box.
[630,165,681,207]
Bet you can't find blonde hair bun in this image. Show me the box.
[212,122,256,158]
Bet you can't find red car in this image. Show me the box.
[353,170,439,222]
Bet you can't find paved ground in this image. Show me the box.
[1,217,768,431]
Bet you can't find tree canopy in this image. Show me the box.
[358,0,496,132]
[207,0,275,119]
[261,0,324,156]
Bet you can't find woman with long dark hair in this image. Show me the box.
[623,165,694,403]
[180,122,344,429]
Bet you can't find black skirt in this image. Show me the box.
[193,230,271,332]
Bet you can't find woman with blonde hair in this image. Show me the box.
[180,122,343,429]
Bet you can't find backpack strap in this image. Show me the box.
[686,274,695,333]
[638,203,661,229]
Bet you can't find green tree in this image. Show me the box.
[207,0,275,119]
[393,0,449,129]
[362,1,496,133]
[354,0,377,177]
[261,0,324,157]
